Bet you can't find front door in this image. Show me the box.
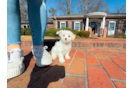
[90,23,97,34]
[108,21,116,35]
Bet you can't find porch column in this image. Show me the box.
[102,16,106,34]
[85,17,89,31]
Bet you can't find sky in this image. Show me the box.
[46,0,126,16]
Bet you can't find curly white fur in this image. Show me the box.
[51,30,76,63]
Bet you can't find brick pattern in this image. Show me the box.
[48,19,85,30]
[46,18,126,35]
[105,19,126,34]
[21,39,126,49]
[72,41,126,49]
[7,46,126,88]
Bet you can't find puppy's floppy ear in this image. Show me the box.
[71,33,76,40]
[56,30,63,35]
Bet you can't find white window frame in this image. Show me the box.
[108,21,116,31]
[60,21,66,28]
[74,21,80,31]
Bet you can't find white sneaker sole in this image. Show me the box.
[7,58,25,79]
[36,57,52,67]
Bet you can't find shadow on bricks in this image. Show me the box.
[23,52,33,71]
[28,65,65,88]
[44,39,59,51]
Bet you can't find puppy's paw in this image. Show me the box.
[59,59,65,63]
[65,56,70,59]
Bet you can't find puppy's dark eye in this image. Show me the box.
[68,35,70,37]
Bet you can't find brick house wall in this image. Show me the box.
[47,18,85,30]
[105,19,126,34]
[43,18,126,35]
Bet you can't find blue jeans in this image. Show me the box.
[7,0,47,46]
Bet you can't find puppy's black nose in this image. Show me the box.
[65,38,67,40]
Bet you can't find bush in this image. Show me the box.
[45,28,58,37]
[21,28,31,35]
[21,29,25,35]
[76,35,80,38]
[46,28,72,37]
[25,29,31,35]
[78,30,90,38]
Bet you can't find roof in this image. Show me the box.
[49,12,126,19]
[21,18,53,24]
[21,12,126,24]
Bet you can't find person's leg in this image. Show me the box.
[27,0,47,46]
[7,0,25,79]
[27,0,52,67]
[7,0,21,50]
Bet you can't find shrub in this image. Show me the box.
[76,35,80,38]
[25,29,31,35]
[46,28,72,37]
[45,28,58,37]
[78,30,90,38]
[21,28,31,35]
[21,29,25,35]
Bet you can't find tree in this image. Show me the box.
[49,0,73,15]
[49,7,57,16]
[19,0,28,21]
[115,5,126,13]
[77,0,108,13]
[67,0,71,14]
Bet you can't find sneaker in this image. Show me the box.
[7,49,25,79]
[32,46,52,67]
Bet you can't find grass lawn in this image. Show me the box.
[21,35,59,40]
[106,35,126,38]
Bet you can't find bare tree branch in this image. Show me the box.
[19,0,28,21]
[115,5,126,13]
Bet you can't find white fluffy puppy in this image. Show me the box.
[51,30,76,63]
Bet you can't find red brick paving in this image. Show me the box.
[67,58,85,75]
[7,47,126,88]
[60,76,85,88]
[87,66,114,88]
[86,56,101,66]
[109,57,126,71]
[74,51,85,58]
[101,61,126,80]
[113,81,126,88]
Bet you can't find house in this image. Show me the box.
[21,12,126,36]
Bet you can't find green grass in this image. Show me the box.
[106,36,113,38]
[106,35,126,38]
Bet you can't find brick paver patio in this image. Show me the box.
[7,47,126,88]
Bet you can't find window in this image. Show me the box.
[108,21,116,30]
[74,22,80,31]
[60,22,66,28]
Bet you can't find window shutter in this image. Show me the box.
[58,21,60,28]
[72,21,74,30]
[115,20,119,34]
[123,21,126,34]
[80,21,83,30]
[89,23,91,26]
[66,21,68,28]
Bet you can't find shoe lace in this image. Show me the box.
[32,46,48,56]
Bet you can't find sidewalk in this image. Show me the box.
[7,47,126,88]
